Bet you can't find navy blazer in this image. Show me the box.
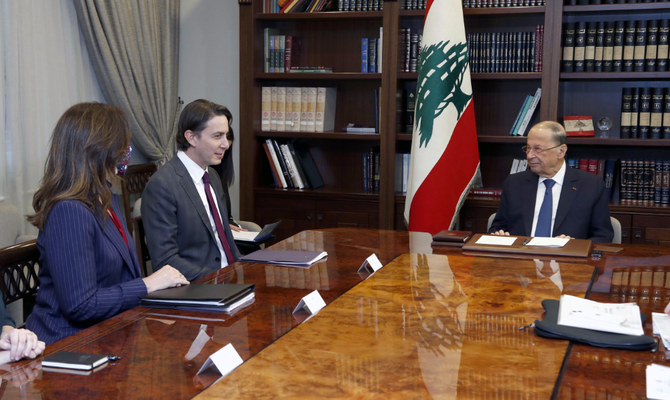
[489,166,613,243]
[26,196,146,345]
[141,156,241,281]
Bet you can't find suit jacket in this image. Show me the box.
[489,167,613,243]
[26,196,146,345]
[141,156,241,281]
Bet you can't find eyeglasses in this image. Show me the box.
[522,144,562,154]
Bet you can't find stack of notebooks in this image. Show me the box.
[140,284,255,313]
[240,249,328,268]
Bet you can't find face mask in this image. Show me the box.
[116,145,132,176]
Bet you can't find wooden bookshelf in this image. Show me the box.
[239,0,670,244]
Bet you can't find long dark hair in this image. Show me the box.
[28,103,131,230]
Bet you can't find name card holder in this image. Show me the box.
[292,290,326,316]
[357,253,383,276]
[196,343,243,378]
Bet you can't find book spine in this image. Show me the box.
[284,35,293,72]
[262,141,281,188]
[584,21,597,72]
[305,87,317,132]
[300,87,309,132]
[623,20,636,72]
[361,38,368,73]
[278,35,285,73]
[287,143,309,189]
[633,20,647,72]
[314,87,337,132]
[270,86,278,131]
[658,19,669,72]
[613,20,625,72]
[562,22,576,72]
[594,21,605,72]
[654,160,663,205]
[662,161,670,205]
[280,143,304,189]
[368,38,377,73]
[271,139,294,188]
[645,20,658,72]
[638,87,651,139]
[620,87,632,139]
[517,88,542,136]
[573,22,587,72]
[405,90,416,133]
[602,21,615,72]
[663,88,670,139]
[265,139,287,188]
[509,95,531,136]
[261,87,272,132]
[650,87,664,139]
[630,87,640,139]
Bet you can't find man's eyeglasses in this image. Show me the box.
[522,144,562,154]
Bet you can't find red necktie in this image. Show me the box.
[202,172,234,264]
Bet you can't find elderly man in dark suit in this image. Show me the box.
[142,99,241,281]
[489,121,613,243]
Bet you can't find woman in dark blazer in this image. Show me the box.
[25,103,189,345]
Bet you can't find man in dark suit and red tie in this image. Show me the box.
[488,121,613,243]
[142,99,241,281]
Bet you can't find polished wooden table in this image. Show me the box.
[0,229,668,399]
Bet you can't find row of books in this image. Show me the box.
[395,153,410,194]
[263,29,301,73]
[363,148,380,193]
[619,159,670,206]
[263,0,335,12]
[399,28,422,73]
[338,0,384,11]
[361,31,383,73]
[620,87,670,139]
[463,0,545,7]
[400,0,427,8]
[562,20,670,73]
[566,158,670,205]
[261,86,337,132]
[509,88,541,136]
[565,0,667,4]
[467,26,544,74]
[262,139,324,189]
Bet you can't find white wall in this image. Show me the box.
[179,0,241,219]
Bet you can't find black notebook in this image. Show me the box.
[140,283,255,312]
[233,220,281,243]
[42,352,109,371]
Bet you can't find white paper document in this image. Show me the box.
[232,230,260,241]
[647,363,670,400]
[557,294,644,336]
[652,312,670,348]
[475,235,517,246]
[525,237,569,247]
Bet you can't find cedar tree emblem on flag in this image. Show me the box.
[404,0,480,234]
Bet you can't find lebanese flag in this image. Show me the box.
[403,0,480,234]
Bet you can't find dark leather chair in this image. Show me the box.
[121,162,158,230]
[130,216,152,277]
[0,240,40,325]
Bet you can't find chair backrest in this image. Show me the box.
[130,216,152,277]
[487,213,496,232]
[610,216,622,244]
[489,213,623,244]
[121,163,158,229]
[0,240,40,323]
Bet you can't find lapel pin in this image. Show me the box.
[572,187,577,191]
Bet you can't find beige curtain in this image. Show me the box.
[73,0,180,163]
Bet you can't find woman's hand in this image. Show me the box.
[0,326,45,362]
[143,265,190,293]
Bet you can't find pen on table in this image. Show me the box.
[522,238,530,246]
[107,355,121,362]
